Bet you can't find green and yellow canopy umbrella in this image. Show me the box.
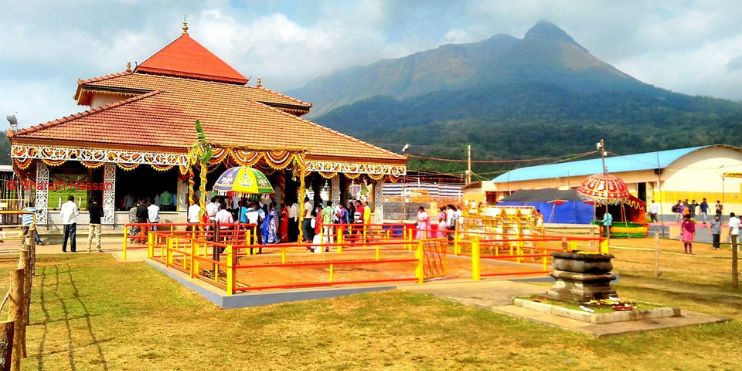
[213,166,274,195]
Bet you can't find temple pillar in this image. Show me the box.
[102,163,116,225]
[35,162,49,225]
[331,175,340,205]
[373,180,384,223]
[176,175,188,211]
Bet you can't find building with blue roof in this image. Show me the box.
[478,145,742,219]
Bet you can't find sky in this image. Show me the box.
[3,0,742,128]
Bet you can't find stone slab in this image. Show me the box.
[513,298,680,324]
[491,305,728,337]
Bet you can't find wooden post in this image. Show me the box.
[732,235,739,289]
[18,248,30,359]
[7,269,24,371]
[0,320,14,371]
[654,231,661,279]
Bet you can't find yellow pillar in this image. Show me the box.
[225,245,234,296]
[337,226,343,253]
[147,231,154,259]
[123,227,128,260]
[600,239,609,254]
[166,236,173,266]
[329,263,334,283]
[454,229,460,256]
[472,236,481,281]
[415,240,424,284]
[191,240,198,278]
[297,167,307,243]
[542,249,548,272]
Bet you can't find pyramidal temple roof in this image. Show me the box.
[134,32,248,84]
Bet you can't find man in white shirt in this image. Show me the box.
[729,212,740,252]
[649,200,660,223]
[302,196,313,242]
[205,196,219,222]
[187,202,201,230]
[288,199,299,241]
[215,204,234,229]
[59,195,79,252]
[147,201,160,231]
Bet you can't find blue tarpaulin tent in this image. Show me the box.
[497,188,594,224]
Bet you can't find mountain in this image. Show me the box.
[292,21,742,173]
[290,33,519,116]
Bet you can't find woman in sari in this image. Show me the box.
[279,202,289,242]
[437,207,448,238]
[262,203,279,244]
[416,206,429,240]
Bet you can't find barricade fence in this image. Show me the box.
[138,221,605,294]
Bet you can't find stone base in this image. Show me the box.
[545,270,616,302]
[514,298,681,324]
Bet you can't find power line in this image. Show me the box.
[407,150,598,164]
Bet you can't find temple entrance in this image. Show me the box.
[115,167,178,211]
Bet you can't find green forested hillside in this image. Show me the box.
[301,21,742,176]
[316,83,742,175]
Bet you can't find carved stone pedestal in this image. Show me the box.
[545,252,617,303]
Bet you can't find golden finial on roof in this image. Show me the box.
[126,61,132,72]
[256,77,263,88]
[182,15,189,34]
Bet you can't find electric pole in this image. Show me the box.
[466,144,472,185]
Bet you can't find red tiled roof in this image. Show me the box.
[75,72,311,111]
[14,78,404,163]
[134,33,248,85]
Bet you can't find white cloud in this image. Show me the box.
[3,0,742,131]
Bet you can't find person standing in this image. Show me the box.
[215,202,234,229]
[715,200,723,218]
[602,210,613,238]
[206,196,219,222]
[416,206,429,239]
[187,201,201,231]
[699,198,709,225]
[21,202,43,244]
[147,200,160,231]
[690,200,698,218]
[302,197,313,242]
[60,195,79,252]
[87,198,103,253]
[710,215,722,250]
[437,207,448,238]
[363,201,371,226]
[322,201,334,244]
[288,199,299,242]
[673,200,683,222]
[279,202,289,242]
[648,199,660,223]
[729,212,740,252]
[681,215,695,255]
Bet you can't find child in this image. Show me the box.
[710,215,722,250]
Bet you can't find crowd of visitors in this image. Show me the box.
[671,198,721,224]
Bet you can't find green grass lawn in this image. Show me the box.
[3,240,741,370]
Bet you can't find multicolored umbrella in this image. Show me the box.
[213,166,274,195]
[577,173,629,204]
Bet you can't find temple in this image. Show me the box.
[7,25,406,230]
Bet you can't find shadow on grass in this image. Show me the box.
[33,263,110,371]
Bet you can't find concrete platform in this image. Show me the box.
[492,305,728,337]
[400,279,728,337]
[145,259,398,309]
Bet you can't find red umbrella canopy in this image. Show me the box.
[577,173,630,204]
